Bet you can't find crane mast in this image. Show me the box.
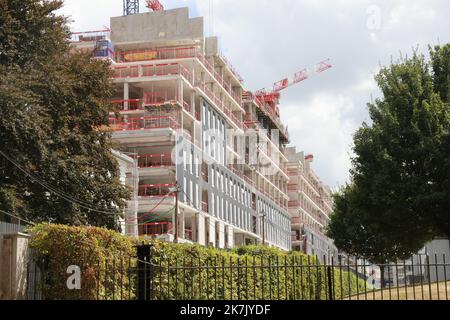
[123,0,164,15]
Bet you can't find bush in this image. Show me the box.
[28,223,135,300]
[147,242,367,300]
[28,223,367,300]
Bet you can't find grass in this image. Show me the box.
[345,281,450,300]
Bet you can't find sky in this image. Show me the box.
[57,0,450,189]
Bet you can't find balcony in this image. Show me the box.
[228,165,243,178]
[141,63,192,83]
[144,91,192,113]
[140,222,193,242]
[288,200,300,208]
[108,116,180,132]
[292,217,302,225]
[194,76,243,130]
[217,51,244,84]
[112,63,193,84]
[141,222,173,237]
[115,47,197,63]
[113,65,139,78]
[184,229,193,241]
[114,47,243,107]
[291,232,303,242]
[70,29,110,43]
[111,99,142,111]
[137,154,174,168]
[201,171,209,183]
[244,175,255,188]
[138,184,177,198]
[202,201,209,213]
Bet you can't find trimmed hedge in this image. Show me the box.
[28,224,367,300]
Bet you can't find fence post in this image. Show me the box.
[327,266,334,301]
[136,243,153,301]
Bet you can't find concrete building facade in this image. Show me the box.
[73,8,292,251]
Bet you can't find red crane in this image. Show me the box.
[146,0,164,11]
[254,59,332,120]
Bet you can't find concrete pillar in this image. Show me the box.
[191,215,197,242]
[191,92,196,118]
[0,233,30,300]
[208,218,216,248]
[197,214,206,246]
[124,82,129,110]
[218,222,225,249]
[228,226,234,249]
[177,78,183,104]
[180,210,186,239]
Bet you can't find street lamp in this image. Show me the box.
[259,212,267,246]
[169,183,182,243]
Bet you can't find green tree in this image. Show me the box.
[0,0,129,229]
[427,45,450,241]
[327,46,450,282]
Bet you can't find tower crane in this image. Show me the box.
[146,0,164,11]
[123,0,164,16]
[254,59,332,120]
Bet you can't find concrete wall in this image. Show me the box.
[0,233,30,300]
[205,37,218,56]
[111,7,204,47]
[424,239,450,283]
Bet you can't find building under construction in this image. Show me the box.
[71,4,336,253]
[286,148,338,260]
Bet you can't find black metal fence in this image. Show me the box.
[26,250,46,300]
[26,247,450,301]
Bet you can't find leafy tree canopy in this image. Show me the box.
[0,0,129,229]
[327,44,450,263]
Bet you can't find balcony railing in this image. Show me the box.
[140,222,193,241]
[218,51,244,83]
[244,175,255,187]
[115,47,197,63]
[138,184,177,198]
[137,154,174,168]
[195,76,243,130]
[228,165,243,178]
[112,66,139,78]
[112,63,193,84]
[141,222,173,237]
[143,91,192,113]
[108,116,180,132]
[111,99,143,111]
[141,63,193,83]
[70,29,110,43]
